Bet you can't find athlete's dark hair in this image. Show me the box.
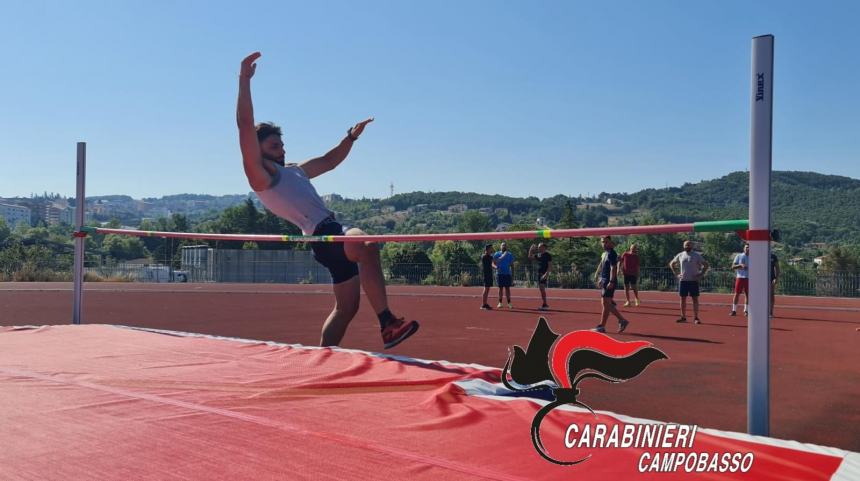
[255,122,282,143]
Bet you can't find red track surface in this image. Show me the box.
[1,282,858,451]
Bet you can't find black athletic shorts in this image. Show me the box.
[600,279,615,298]
[310,220,359,284]
[679,280,700,298]
[497,274,512,288]
[483,274,494,288]
[623,274,638,286]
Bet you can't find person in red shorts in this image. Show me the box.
[731,243,750,316]
[619,243,641,307]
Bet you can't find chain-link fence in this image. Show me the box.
[380,264,860,297]
[84,261,333,284]
[86,248,330,284]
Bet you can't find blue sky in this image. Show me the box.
[1,0,858,199]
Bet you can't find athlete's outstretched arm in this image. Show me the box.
[301,118,374,179]
[237,52,272,191]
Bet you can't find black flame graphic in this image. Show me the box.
[503,317,667,465]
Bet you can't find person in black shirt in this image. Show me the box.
[593,235,629,333]
[480,244,495,310]
[528,243,553,310]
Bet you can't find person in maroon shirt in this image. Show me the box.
[618,243,641,307]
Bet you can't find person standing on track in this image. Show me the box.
[770,250,780,317]
[669,240,709,324]
[730,243,750,316]
[480,244,494,310]
[493,242,515,309]
[236,52,418,349]
[593,235,630,333]
[619,243,641,307]
[528,242,552,310]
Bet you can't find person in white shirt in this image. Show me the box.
[730,243,750,316]
[236,52,419,349]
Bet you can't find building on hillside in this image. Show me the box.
[41,201,74,226]
[406,204,429,214]
[787,257,805,266]
[188,200,209,211]
[0,202,31,227]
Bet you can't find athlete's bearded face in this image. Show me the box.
[260,135,286,165]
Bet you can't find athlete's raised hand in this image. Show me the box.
[240,52,262,79]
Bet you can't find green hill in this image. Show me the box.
[326,171,860,248]
[624,171,860,245]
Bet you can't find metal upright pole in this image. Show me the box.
[748,35,774,436]
[72,142,87,325]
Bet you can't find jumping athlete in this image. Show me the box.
[236,52,419,349]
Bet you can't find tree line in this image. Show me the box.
[2,184,859,291]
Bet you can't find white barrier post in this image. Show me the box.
[72,142,86,325]
[748,35,774,436]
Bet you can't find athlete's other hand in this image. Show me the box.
[350,118,374,139]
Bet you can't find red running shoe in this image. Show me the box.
[382,318,420,349]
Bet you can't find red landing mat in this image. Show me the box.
[1,325,856,481]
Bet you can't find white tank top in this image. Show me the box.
[255,163,333,235]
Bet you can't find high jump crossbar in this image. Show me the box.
[77,220,749,244]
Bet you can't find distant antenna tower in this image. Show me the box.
[390,182,394,197]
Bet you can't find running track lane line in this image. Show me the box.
[0,366,533,481]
